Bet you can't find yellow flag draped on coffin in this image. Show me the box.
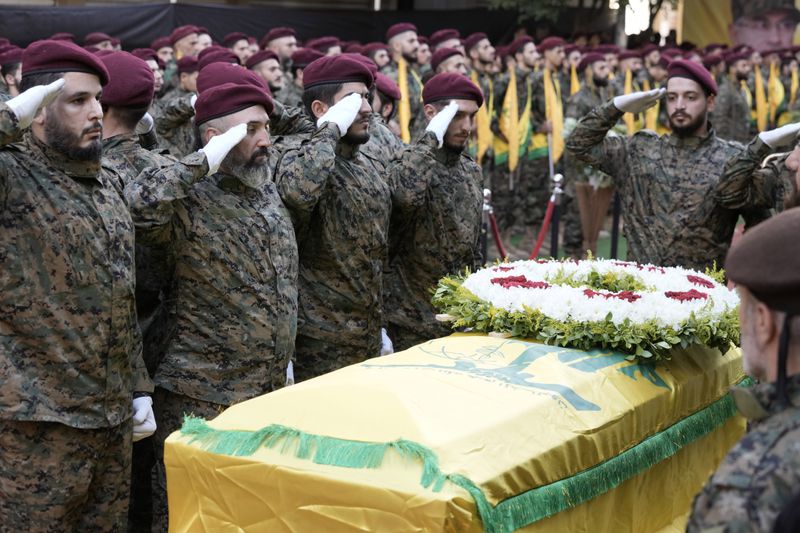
[397,56,412,143]
[167,335,746,533]
[471,71,494,165]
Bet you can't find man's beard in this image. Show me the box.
[444,139,467,153]
[669,110,707,138]
[401,50,418,63]
[225,146,270,188]
[736,71,749,81]
[44,113,102,162]
[342,116,370,145]
[593,75,608,87]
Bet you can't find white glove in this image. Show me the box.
[199,123,247,176]
[6,79,65,129]
[286,360,295,386]
[380,328,394,356]
[316,92,362,134]
[612,88,665,114]
[759,122,800,148]
[135,112,154,135]
[425,100,459,148]
[190,94,197,110]
[132,396,156,442]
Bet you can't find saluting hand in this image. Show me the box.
[612,87,666,114]
[6,78,65,129]
[425,100,459,148]
[316,92,362,135]
[200,123,248,176]
[759,122,800,149]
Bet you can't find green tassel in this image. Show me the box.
[179,378,748,533]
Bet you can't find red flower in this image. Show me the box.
[494,266,514,272]
[491,275,550,289]
[665,289,708,302]
[687,275,714,288]
[583,288,641,302]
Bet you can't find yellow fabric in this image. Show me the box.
[792,69,799,105]
[741,79,753,109]
[622,69,643,136]
[167,335,745,532]
[768,62,785,126]
[471,71,494,165]
[642,79,660,132]
[496,69,531,171]
[570,64,580,96]
[755,67,768,132]
[544,68,565,163]
[397,57,411,143]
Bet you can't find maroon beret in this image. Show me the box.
[343,53,378,81]
[595,44,620,55]
[290,48,324,69]
[430,29,461,48]
[246,49,280,69]
[170,25,199,45]
[431,47,463,71]
[84,32,112,46]
[704,43,725,54]
[386,23,418,41]
[726,207,800,314]
[99,52,154,108]
[423,72,483,107]
[260,27,296,49]
[50,32,76,43]
[375,72,401,101]
[131,48,158,62]
[0,46,22,66]
[618,50,642,61]
[307,36,340,53]
[577,52,605,73]
[496,45,511,60]
[723,51,749,65]
[95,49,115,57]
[344,43,364,54]
[151,37,172,51]
[194,81,273,125]
[656,56,671,69]
[83,46,100,54]
[667,59,717,95]
[23,40,109,86]
[111,38,121,47]
[196,26,210,36]
[418,35,429,46]
[303,54,374,89]
[640,43,659,55]
[539,37,566,52]
[509,36,533,55]
[564,44,579,56]
[702,54,724,69]
[177,56,199,74]
[198,46,239,70]
[0,38,8,47]
[362,42,389,58]
[197,62,269,94]
[464,32,489,53]
[224,32,249,48]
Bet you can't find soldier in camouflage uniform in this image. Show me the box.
[688,207,800,532]
[712,52,753,143]
[0,45,22,103]
[382,22,426,143]
[362,72,404,163]
[0,40,153,531]
[125,82,298,532]
[276,55,391,381]
[567,59,770,271]
[563,53,614,258]
[384,73,484,351]
[275,48,323,108]
[156,56,198,158]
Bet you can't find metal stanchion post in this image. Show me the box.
[481,188,491,264]
[549,174,563,258]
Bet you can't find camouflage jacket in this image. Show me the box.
[713,75,752,144]
[276,123,390,354]
[383,60,426,142]
[362,112,404,164]
[155,87,196,158]
[384,131,483,336]
[688,374,800,532]
[0,108,151,429]
[566,99,768,270]
[531,67,570,133]
[716,137,794,213]
[124,152,298,405]
[565,83,613,186]
[275,82,304,109]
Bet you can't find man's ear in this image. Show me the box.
[310,99,329,120]
[32,104,48,127]
[706,93,716,113]
[203,126,221,145]
[423,103,438,121]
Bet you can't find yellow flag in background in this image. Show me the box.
[397,57,412,143]
[497,68,520,171]
[471,71,494,165]
[754,67,768,132]
[544,68,565,163]
[791,69,799,106]
[570,64,580,96]
[767,62,785,127]
[642,79,659,132]
[622,69,639,136]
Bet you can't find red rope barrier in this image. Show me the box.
[529,200,556,260]
[488,212,508,259]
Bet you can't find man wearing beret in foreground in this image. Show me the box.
[567,59,771,271]
[384,73,484,350]
[687,207,800,532]
[0,40,153,531]
[276,54,391,381]
[125,79,298,531]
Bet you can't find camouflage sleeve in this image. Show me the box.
[716,137,779,210]
[389,132,437,214]
[270,100,315,136]
[686,479,760,533]
[130,327,153,394]
[565,99,629,181]
[138,128,159,151]
[491,74,509,137]
[0,104,21,146]
[123,151,208,244]
[275,123,340,234]
[155,94,195,134]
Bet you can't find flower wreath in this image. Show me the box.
[432,259,740,361]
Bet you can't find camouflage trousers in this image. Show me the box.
[151,387,225,533]
[293,335,380,383]
[0,418,132,533]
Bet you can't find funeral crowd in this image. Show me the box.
[2,1,800,531]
